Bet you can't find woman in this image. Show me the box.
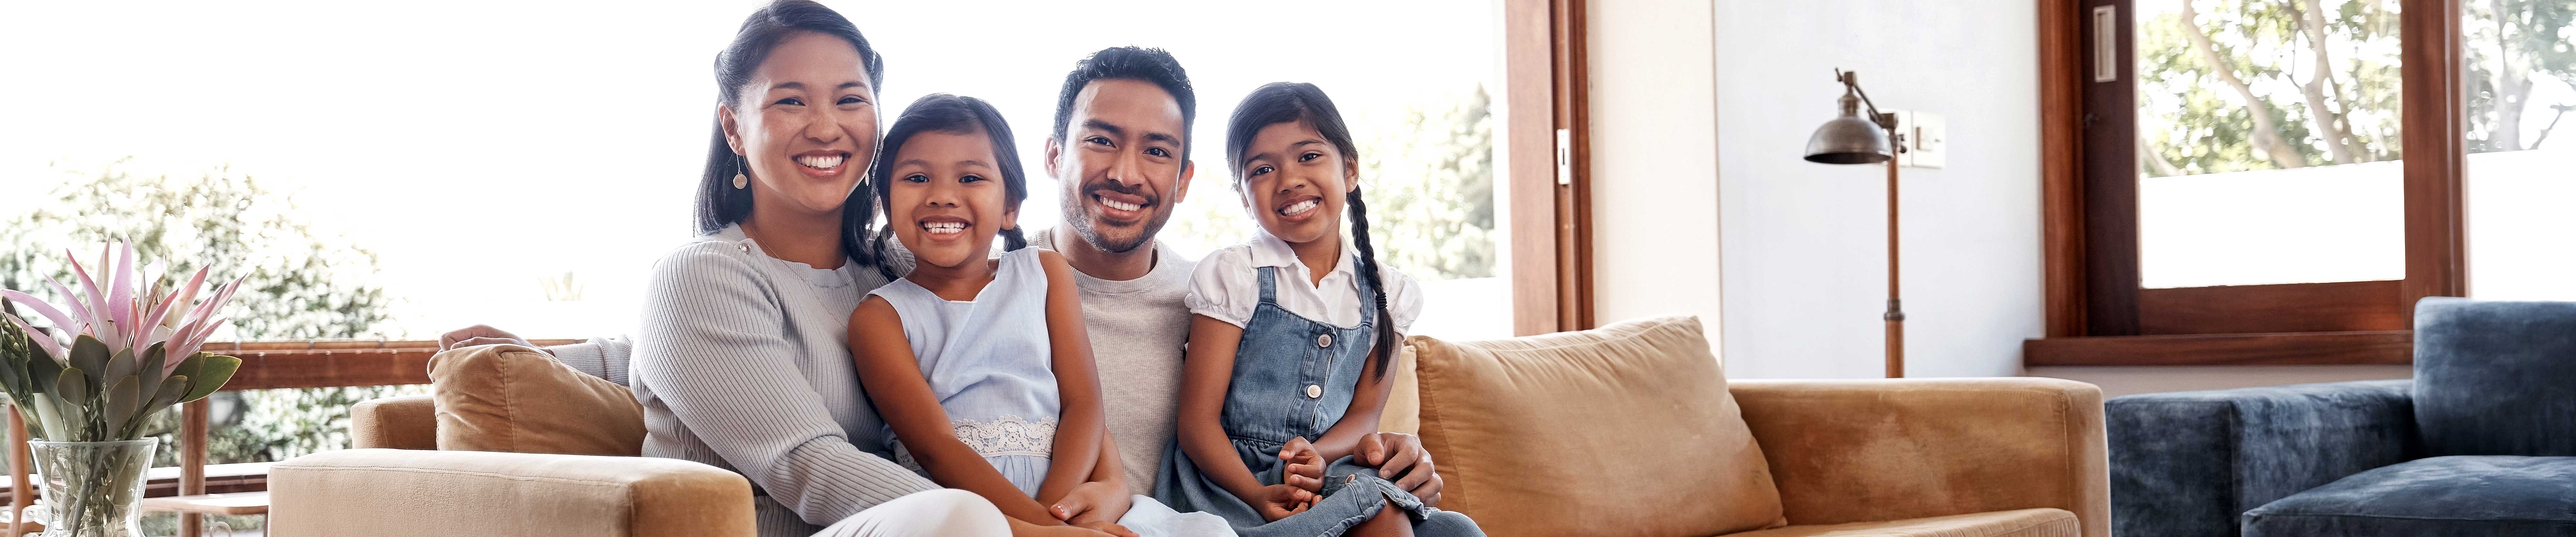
[445,2,1112,536]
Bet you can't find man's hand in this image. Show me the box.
[1049,481,1134,534]
[1253,483,1318,522]
[1357,432,1444,507]
[1277,436,1326,493]
[437,324,535,352]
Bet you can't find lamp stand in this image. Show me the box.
[1881,128,1904,379]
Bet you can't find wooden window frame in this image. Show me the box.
[1505,0,1596,336]
[2029,0,2465,366]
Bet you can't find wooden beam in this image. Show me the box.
[2023,330,2413,366]
[2400,0,2467,301]
[1504,0,1563,336]
[1550,0,1595,331]
[7,406,25,537]
[200,339,583,390]
[220,349,435,389]
[2137,280,2409,335]
[179,399,207,537]
[2080,0,2143,337]
[2038,0,2090,337]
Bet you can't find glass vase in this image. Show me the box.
[27,439,157,537]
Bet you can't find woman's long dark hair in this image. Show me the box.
[694,0,889,269]
[1225,82,1397,378]
[864,94,1030,281]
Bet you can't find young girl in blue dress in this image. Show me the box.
[1158,83,1486,537]
[847,94,1229,537]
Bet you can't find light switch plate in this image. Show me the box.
[1891,110,1946,169]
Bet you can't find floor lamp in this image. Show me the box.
[1803,69,1907,378]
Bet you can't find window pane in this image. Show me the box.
[2464,0,2576,300]
[2135,0,2407,289]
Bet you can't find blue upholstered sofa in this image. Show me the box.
[2106,297,2576,537]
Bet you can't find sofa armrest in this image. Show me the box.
[1732,378,2109,537]
[350,395,436,450]
[2106,379,2414,537]
[269,448,753,537]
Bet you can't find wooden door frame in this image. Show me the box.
[2029,0,2465,365]
[1505,0,1596,336]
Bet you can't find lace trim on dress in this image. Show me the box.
[892,415,1058,474]
[952,415,1056,458]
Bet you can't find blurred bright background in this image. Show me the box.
[0,0,1512,343]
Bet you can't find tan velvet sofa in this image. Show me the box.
[271,318,2107,537]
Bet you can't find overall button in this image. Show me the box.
[1317,334,1333,348]
[1306,384,1323,398]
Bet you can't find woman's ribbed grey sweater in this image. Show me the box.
[626,225,938,537]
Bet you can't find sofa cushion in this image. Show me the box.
[2104,380,2417,537]
[1724,508,2079,537]
[2242,455,2576,537]
[1407,315,1783,537]
[2413,297,2576,456]
[429,344,645,456]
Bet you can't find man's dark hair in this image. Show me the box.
[1049,46,1196,161]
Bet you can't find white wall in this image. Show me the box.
[1710,0,2042,379]
[1586,0,1727,337]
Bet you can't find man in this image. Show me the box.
[440,45,1442,522]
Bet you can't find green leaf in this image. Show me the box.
[27,343,62,396]
[168,354,203,386]
[137,342,168,393]
[145,375,187,415]
[0,350,24,400]
[177,354,238,403]
[54,367,88,405]
[104,375,138,432]
[69,335,109,377]
[101,347,137,389]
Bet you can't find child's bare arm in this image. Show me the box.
[1311,331,1399,464]
[848,296,1062,526]
[1035,251,1107,503]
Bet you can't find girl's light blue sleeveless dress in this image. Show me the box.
[870,248,1232,536]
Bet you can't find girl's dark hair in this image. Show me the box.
[865,94,1030,281]
[693,0,889,268]
[1224,82,1395,378]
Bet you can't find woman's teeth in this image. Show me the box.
[1096,195,1142,212]
[1278,199,1320,216]
[921,221,967,235]
[796,154,845,169]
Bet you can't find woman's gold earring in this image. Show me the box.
[732,154,749,189]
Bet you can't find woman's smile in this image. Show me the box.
[791,149,854,178]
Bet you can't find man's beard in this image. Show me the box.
[1062,181,1169,254]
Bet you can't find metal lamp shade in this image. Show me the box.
[1804,114,1892,164]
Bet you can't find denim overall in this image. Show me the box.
[1158,266,1484,537]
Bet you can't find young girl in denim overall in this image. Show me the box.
[1158,82,1486,537]
[847,94,1227,537]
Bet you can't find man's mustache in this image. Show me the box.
[1083,182,1158,206]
